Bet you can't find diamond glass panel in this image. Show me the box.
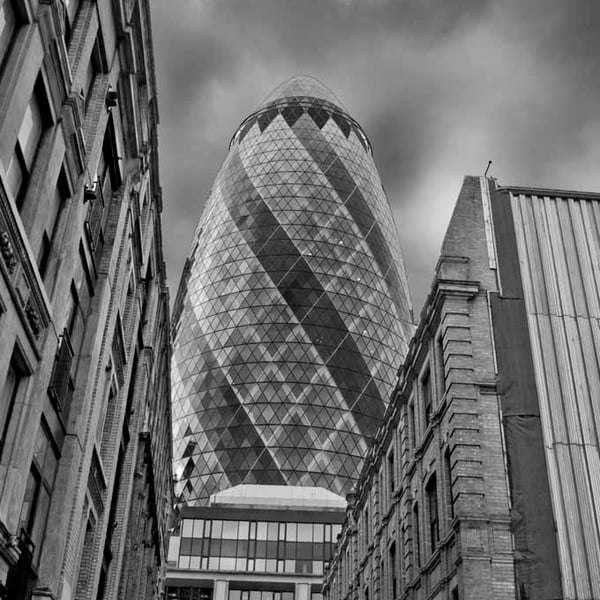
[172,76,414,504]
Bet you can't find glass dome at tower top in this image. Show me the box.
[257,74,348,112]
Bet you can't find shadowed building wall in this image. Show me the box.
[171,76,414,504]
[323,176,600,600]
[0,1,172,598]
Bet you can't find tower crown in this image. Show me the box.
[257,75,347,111]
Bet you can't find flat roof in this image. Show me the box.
[210,485,347,511]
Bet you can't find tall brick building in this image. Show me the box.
[323,176,600,600]
[0,1,172,598]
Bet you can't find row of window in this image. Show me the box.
[180,518,341,544]
[166,588,323,600]
[1,3,158,600]
[178,554,328,576]
[359,332,447,544]
[177,519,342,575]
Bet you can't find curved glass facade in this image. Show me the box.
[172,76,413,504]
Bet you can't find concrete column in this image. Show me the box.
[214,579,229,600]
[295,582,309,600]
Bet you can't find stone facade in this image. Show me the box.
[0,1,171,599]
[324,176,600,600]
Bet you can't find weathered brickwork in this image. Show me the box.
[324,177,515,600]
[0,1,171,599]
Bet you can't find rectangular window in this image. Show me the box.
[86,119,120,258]
[389,542,397,598]
[408,399,416,448]
[388,449,395,494]
[0,0,17,69]
[6,80,50,209]
[413,503,420,568]
[8,96,42,205]
[1,348,28,457]
[426,474,439,552]
[421,365,432,426]
[363,506,369,551]
[18,421,59,564]
[444,448,454,521]
[436,333,445,396]
[38,171,68,281]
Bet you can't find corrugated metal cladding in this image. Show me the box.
[510,191,600,599]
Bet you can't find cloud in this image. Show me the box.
[150,0,600,310]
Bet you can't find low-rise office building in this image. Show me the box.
[324,176,600,600]
[166,485,345,600]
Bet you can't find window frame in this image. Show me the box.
[426,473,440,553]
[7,77,52,209]
[18,419,60,565]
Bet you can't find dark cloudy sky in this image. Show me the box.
[150,0,599,313]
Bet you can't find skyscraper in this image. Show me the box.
[171,75,413,504]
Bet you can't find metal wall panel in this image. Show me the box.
[510,192,600,599]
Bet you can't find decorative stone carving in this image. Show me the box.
[0,230,17,274]
[25,300,42,337]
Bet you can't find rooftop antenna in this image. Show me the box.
[484,160,492,177]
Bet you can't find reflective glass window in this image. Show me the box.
[313,524,324,543]
[297,559,311,574]
[182,519,193,537]
[193,519,205,537]
[297,523,312,542]
[180,536,191,556]
[238,521,249,539]
[266,558,277,572]
[297,542,312,560]
[256,540,267,558]
[221,539,237,557]
[212,520,223,538]
[257,522,267,540]
[221,557,235,570]
[191,537,202,555]
[286,523,297,541]
[179,555,190,569]
[222,520,238,539]
[266,540,278,557]
[209,538,221,556]
[267,522,278,540]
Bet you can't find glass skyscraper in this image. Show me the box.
[171,76,413,504]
